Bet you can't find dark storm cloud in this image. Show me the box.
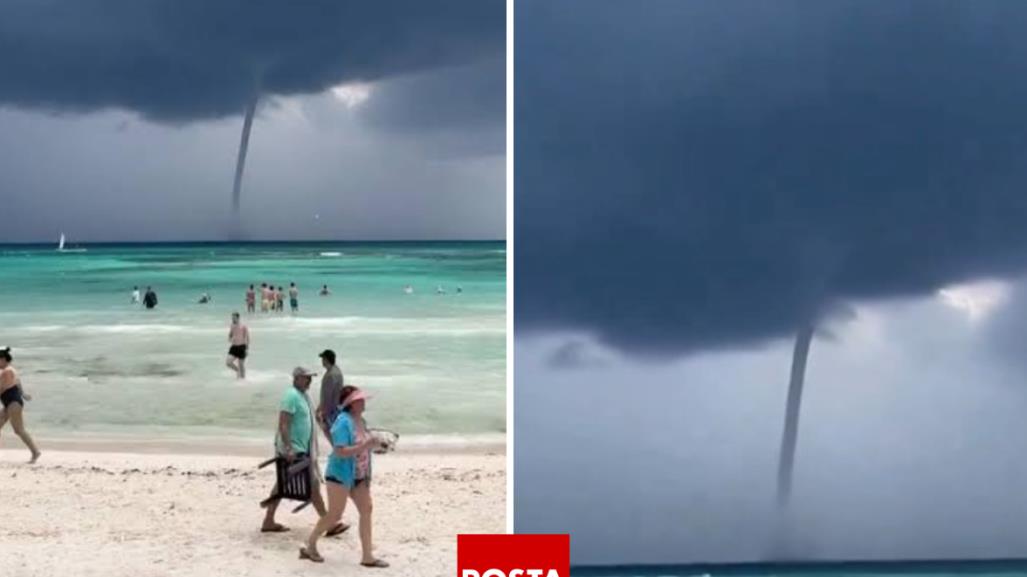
[547,340,610,370]
[985,277,1027,370]
[358,58,505,156]
[0,0,503,122]
[361,59,504,133]
[515,0,1027,354]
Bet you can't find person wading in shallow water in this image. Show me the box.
[261,283,272,313]
[0,347,41,463]
[143,286,158,309]
[246,285,256,314]
[316,349,344,441]
[289,282,300,314]
[226,312,250,379]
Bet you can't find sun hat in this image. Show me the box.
[341,387,372,409]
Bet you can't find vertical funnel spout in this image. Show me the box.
[232,96,258,213]
[776,323,815,507]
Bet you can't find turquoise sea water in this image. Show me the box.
[0,242,505,442]
[572,561,1027,577]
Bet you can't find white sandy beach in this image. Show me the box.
[0,441,505,577]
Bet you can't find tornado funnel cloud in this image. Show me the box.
[776,323,815,508]
[232,97,258,213]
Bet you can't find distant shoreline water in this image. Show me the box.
[0,242,506,441]
[1,239,505,248]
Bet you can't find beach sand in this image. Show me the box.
[0,441,505,577]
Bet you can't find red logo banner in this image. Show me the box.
[458,534,570,577]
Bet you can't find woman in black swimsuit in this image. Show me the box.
[0,347,41,463]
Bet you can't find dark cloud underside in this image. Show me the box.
[515,0,1027,354]
[0,0,504,121]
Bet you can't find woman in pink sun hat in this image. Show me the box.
[300,385,387,567]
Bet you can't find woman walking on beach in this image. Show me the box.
[300,386,388,567]
[0,348,41,463]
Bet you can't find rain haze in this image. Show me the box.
[515,0,1027,566]
[0,0,505,242]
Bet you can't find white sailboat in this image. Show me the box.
[57,232,87,253]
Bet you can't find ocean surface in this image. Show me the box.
[0,242,505,444]
[572,561,1027,577]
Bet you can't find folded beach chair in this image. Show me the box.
[258,455,313,513]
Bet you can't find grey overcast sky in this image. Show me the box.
[515,0,1027,565]
[0,1,504,242]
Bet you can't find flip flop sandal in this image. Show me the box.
[260,524,290,533]
[361,559,390,568]
[299,548,325,563]
[326,522,350,537]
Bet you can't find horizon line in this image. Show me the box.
[1,238,506,247]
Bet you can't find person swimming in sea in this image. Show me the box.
[403,285,413,295]
[198,292,212,304]
[131,286,140,304]
[436,285,446,295]
[0,347,41,463]
[320,284,331,296]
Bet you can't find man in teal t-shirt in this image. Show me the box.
[276,376,313,457]
[261,366,347,535]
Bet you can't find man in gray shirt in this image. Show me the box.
[316,349,345,440]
